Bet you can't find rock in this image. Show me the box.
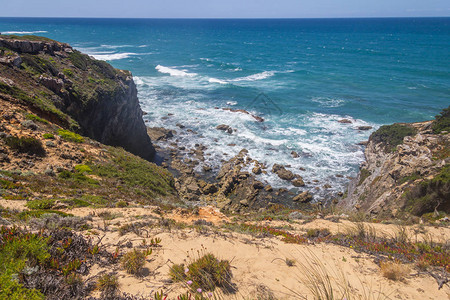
[293,191,313,203]
[291,151,299,158]
[338,119,352,124]
[323,184,332,189]
[357,126,373,131]
[176,123,185,129]
[289,211,304,220]
[240,199,249,206]
[253,181,265,189]
[272,164,295,181]
[292,177,305,187]
[203,183,218,195]
[357,141,369,146]
[202,165,212,172]
[39,75,64,93]
[147,127,175,141]
[0,153,9,162]
[252,166,262,175]
[264,185,273,192]
[21,120,37,130]
[44,168,55,176]
[216,124,233,134]
[52,200,69,209]
[45,141,56,147]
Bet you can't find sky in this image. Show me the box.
[0,0,449,18]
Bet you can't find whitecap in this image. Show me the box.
[90,52,137,61]
[311,97,345,108]
[3,30,47,34]
[226,101,237,106]
[208,77,228,84]
[231,71,275,82]
[155,65,197,77]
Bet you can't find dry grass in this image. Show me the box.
[380,261,410,281]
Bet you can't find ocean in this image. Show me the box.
[1,17,449,199]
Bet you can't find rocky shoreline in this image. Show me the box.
[146,117,349,213]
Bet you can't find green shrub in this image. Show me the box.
[0,227,50,300]
[26,114,49,124]
[42,133,54,139]
[62,68,74,77]
[96,273,119,296]
[370,124,417,153]
[57,129,84,143]
[169,253,232,291]
[74,164,92,173]
[121,249,146,275]
[18,210,71,221]
[3,135,46,156]
[116,200,128,208]
[358,168,371,185]
[26,199,55,210]
[432,106,450,134]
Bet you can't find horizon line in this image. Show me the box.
[0,16,449,20]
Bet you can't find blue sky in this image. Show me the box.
[1,0,449,18]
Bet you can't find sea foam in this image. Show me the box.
[156,65,197,77]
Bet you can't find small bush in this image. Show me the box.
[96,273,119,296]
[380,261,409,281]
[58,129,84,143]
[3,135,46,156]
[370,123,417,152]
[26,114,49,124]
[358,168,371,185]
[62,68,74,77]
[74,164,92,173]
[432,105,450,134]
[116,200,128,208]
[42,133,55,139]
[26,199,55,210]
[121,249,146,275]
[169,253,232,291]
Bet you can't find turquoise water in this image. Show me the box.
[1,18,449,197]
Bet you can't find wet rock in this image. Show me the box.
[292,177,305,187]
[323,184,332,189]
[264,185,273,192]
[253,181,264,189]
[147,127,175,141]
[272,164,295,181]
[293,191,313,203]
[338,119,352,124]
[357,126,373,131]
[291,151,299,158]
[176,123,185,129]
[357,141,369,146]
[216,124,233,134]
[202,165,212,172]
[252,165,262,175]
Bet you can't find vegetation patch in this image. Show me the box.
[3,135,46,156]
[57,129,84,143]
[358,168,371,185]
[169,253,232,292]
[42,133,55,139]
[26,113,49,124]
[121,249,147,275]
[370,123,417,153]
[404,165,450,215]
[432,105,450,134]
[90,147,175,199]
[26,198,56,210]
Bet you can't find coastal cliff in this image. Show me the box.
[340,109,450,219]
[0,35,155,160]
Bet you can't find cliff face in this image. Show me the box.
[340,120,449,218]
[0,35,155,161]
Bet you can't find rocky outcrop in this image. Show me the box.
[340,121,449,217]
[0,35,155,161]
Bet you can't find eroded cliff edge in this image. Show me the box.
[0,35,155,161]
[340,109,450,219]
